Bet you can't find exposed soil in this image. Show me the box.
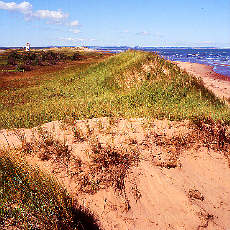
[1,117,230,230]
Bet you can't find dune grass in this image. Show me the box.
[0,149,99,230]
[0,50,229,129]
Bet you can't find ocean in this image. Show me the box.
[93,47,230,78]
[1,46,230,78]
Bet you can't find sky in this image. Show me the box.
[0,0,230,47]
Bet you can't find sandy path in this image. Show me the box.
[175,62,230,102]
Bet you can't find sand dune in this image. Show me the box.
[1,55,230,229]
[1,118,230,229]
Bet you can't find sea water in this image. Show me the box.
[94,47,230,78]
[151,48,230,78]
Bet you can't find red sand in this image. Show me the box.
[175,62,230,103]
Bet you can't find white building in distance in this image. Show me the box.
[25,42,30,51]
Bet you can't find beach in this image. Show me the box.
[175,61,230,102]
[0,50,230,229]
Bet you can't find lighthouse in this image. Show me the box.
[25,42,30,52]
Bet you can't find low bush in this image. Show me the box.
[5,50,82,70]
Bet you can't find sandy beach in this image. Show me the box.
[175,61,230,102]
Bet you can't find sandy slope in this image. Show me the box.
[1,118,230,230]
[175,62,230,103]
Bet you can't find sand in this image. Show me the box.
[1,118,230,230]
[175,61,230,103]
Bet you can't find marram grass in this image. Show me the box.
[0,50,229,129]
[0,150,73,229]
[0,149,99,229]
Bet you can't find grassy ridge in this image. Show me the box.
[0,50,229,129]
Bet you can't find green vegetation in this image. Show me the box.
[6,50,82,71]
[0,48,105,72]
[0,50,230,129]
[0,150,99,229]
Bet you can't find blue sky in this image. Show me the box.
[0,0,229,47]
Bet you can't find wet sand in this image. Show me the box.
[175,61,230,102]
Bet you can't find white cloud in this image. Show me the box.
[136,31,150,35]
[33,9,68,22]
[200,41,213,44]
[61,37,75,42]
[60,37,84,42]
[0,1,32,15]
[69,20,79,27]
[0,1,72,23]
[70,29,80,34]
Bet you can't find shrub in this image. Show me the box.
[71,52,81,61]
[7,51,20,65]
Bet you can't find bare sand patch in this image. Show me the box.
[1,117,230,229]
